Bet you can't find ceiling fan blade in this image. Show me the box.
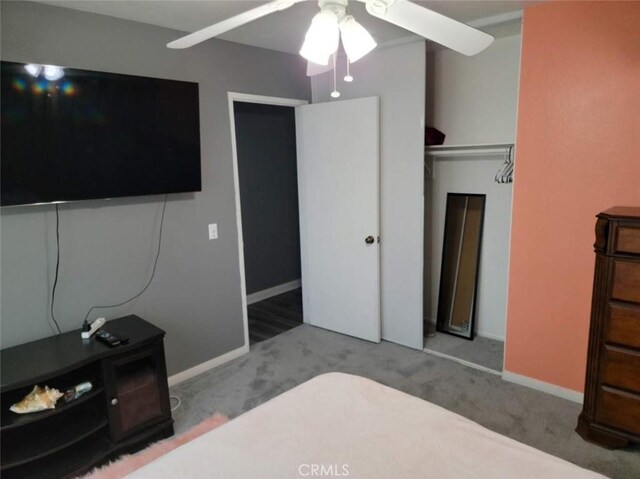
[365,0,494,56]
[167,0,303,49]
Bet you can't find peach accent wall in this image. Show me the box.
[505,1,640,392]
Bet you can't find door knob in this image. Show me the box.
[111,398,119,406]
[365,236,375,245]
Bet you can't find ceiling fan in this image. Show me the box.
[167,0,495,65]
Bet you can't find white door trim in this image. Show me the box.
[227,92,308,350]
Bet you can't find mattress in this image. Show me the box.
[129,372,605,478]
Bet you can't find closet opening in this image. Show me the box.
[421,30,522,373]
[423,145,513,373]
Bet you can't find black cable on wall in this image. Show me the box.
[50,204,63,334]
[82,194,169,324]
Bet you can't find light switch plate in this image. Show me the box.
[208,223,218,240]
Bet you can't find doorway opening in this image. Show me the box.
[228,93,308,347]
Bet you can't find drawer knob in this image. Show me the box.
[111,398,119,406]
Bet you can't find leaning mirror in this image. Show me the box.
[436,193,486,340]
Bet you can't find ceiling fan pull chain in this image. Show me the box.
[344,56,353,82]
[331,53,341,98]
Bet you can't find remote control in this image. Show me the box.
[95,330,128,347]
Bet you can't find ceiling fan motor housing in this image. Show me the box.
[318,0,348,21]
[365,0,396,17]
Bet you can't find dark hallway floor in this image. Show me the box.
[248,288,303,345]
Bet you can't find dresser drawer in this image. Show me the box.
[615,226,640,255]
[605,303,640,349]
[595,387,640,436]
[611,261,640,303]
[600,346,640,392]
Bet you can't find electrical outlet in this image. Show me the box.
[208,223,218,240]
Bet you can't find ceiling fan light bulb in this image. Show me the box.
[339,16,377,63]
[43,65,64,81]
[299,10,339,66]
[24,64,43,77]
[300,44,331,65]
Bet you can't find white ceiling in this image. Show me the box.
[36,1,534,54]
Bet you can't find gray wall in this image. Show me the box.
[234,102,301,295]
[0,1,310,375]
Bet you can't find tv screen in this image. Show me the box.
[1,61,201,207]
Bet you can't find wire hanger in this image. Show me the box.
[495,145,514,184]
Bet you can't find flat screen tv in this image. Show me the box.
[1,61,201,207]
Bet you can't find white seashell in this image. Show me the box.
[10,385,63,414]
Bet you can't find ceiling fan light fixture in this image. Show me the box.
[300,10,340,66]
[24,64,43,77]
[339,15,376,63]
[43,65,64,81]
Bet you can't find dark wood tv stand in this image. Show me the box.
[1,315,174,478]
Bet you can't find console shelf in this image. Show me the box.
[2,408,108,469]
[0,316,174,478]
[1,386,105,431]
[4,432,112,479]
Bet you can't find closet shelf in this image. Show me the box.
[425,143,514,158]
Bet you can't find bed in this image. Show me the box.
[129,373,604,478]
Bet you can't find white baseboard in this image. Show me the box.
[168,344,249,387]
[423,348,502,376]
[475,330,505,342]
[423,318,505,342]
[246,279,301,305]
[423,347,503,376]
[502,370,584,404]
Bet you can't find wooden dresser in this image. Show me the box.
[577,207,640,448]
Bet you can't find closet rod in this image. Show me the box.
[425,143,514,159]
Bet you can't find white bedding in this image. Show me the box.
[130,373,604,478]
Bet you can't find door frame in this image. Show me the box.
[227,92,308,349]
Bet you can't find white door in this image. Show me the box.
[295,97,380,342]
